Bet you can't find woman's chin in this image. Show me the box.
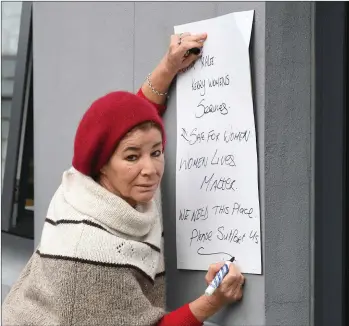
[134,192,156,204]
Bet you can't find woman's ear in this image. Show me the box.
[100,165,107,176]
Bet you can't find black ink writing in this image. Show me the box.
[189,228,260,248]
[231,202,254,218]
[212,205,230,215]
[224,129,251,143]
[179,155,208,171]
[180,128,194,144]
[207,74,230,88]
[179,209,190,221]
[195,99,229,119]
[197,246,234,261]
[180,128,251,145]
[192,78,206,96]
[179,150,236,171]
[200,173,236,192]
[200,54,215,68]
[180,128,220,145]
[210,149,236,167]
[190,228,213,246]
[178,206,209,222]
[249,230,259,244]
[191,206,209,222]
[190,74,230,95]
[217,226,246,244]
[207,130,220,142]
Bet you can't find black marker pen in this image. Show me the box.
[188,47,201,55]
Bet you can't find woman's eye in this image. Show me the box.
[126,155,138,161]
[152,150,162,157]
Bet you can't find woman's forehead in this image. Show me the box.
[119,128,162,148]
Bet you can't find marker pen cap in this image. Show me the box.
[205,285,216,296]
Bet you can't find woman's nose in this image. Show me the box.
[141,157,157,176]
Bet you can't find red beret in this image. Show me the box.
[72,91,166,177]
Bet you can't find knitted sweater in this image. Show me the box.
[2,167,202,326]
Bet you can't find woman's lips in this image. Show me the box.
[136,184,157,191]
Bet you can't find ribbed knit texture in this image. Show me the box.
[2,167,166,326]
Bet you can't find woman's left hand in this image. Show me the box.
[162,32,207,74]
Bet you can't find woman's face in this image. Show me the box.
[99,126,164,206]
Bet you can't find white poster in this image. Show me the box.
[175,11,262,274]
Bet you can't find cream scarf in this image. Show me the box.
[39,167,164,281]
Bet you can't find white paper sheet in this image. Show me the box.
[174,10,262,274]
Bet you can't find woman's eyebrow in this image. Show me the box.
[123,146,140,152]
[152,141,162,148]
[123,141,162,152]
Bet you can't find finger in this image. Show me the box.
[180,54,200,71]
[180,40,205,52]
[176,42,204,59]
[170,33,190,46]
[233,288,243,302]
[182,51,200,63]
[240,274,246,286]
[178,32,191,39]
[234,274,245,292]
[224,265,245,302]
[233,277,245,301]
[230,262,244,279]
[232,262,242,274]
[220,274,239,294]
[217,279,234,296]
[233,266,245,287]
[205,262,224,283]
[182,33,207,42]
[220,264,241,293]
[205,262,225,284]
[172,32,191,46]
[182,54,197,66]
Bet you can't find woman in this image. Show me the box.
[2,32,245,326]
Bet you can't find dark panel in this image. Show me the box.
[314,2,347,326]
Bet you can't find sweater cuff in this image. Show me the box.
[158,303,203,326]
[136,88,167,116]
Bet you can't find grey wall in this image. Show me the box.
[33,2,313,326]
[265,2,313,326]
[33,1,135,241]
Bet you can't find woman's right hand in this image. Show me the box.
[188,261,245,322]
[162,32,207,74]
[204,261,245,309]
